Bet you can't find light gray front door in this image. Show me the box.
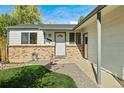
[55,33,66,56]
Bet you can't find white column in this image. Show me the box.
[97,11,102,84]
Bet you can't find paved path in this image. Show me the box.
[46,63,98,88]
[0,62,98,88]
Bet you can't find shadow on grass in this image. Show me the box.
[0,65,51,88]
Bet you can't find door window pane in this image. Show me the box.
[21,33,28,44]
[30,33,37,44]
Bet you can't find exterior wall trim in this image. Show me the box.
[96,11,102,84]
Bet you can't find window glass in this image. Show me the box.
[76,33,81,44]
[69,33,75,44]
[85,37,88,44]
[21,33,28,44]
[30,33,37,44]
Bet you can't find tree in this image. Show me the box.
[0,14,17,62]
[0,14,17,36]
[0,6,42,62]
[78,16,84,23]
[0,5,42,37]
[12,5,41,24]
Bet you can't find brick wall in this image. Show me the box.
[8,45,54,63]
[66,45,83,60]
[8,45,83,63]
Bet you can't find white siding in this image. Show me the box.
[83,21,97,64]
[102,6,124,79]
[43,31,83,45]
[9,29,44,45]
[37,31,44,44]
[9,30,21,45]
[82,6,124,79]
[44,31,55,45]
[9,29,82,46]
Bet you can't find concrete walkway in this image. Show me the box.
[48,63,98,88]
[76,59,122,88]
[54,58,122,88]
[0,61,98,88]
[0,58,122,88]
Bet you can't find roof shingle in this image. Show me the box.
[7,24,76,31]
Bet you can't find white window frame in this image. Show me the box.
[21,32,37,44]
[69,32,82,44]
[69,32,75,44]
[21,32,29,44]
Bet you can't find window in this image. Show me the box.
[30,33,37,44]
[21,33,28,44]
[21,32,37,44]
[69,33,75,44]
[85,37,88,44]
[76,33,81,44]
[69,32,81,44]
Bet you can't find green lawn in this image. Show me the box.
[0,65,77,88]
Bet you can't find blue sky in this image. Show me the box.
[0,5,96,24]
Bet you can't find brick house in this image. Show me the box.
[7,24,83,63]
[7,5,124,80]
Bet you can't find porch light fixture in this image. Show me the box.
[48,33,52,37]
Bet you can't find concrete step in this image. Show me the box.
[55,56,65,59]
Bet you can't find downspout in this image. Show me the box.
[97,11,102,84]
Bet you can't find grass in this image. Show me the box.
[0,65,77,88]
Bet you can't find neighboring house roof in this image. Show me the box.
[7,24,76,31]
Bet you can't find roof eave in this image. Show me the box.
[73,5,107,30]
[7,28,39,31]
[40,29,73,31]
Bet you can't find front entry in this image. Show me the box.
[55,33,66,56]
[83,33,88,59]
